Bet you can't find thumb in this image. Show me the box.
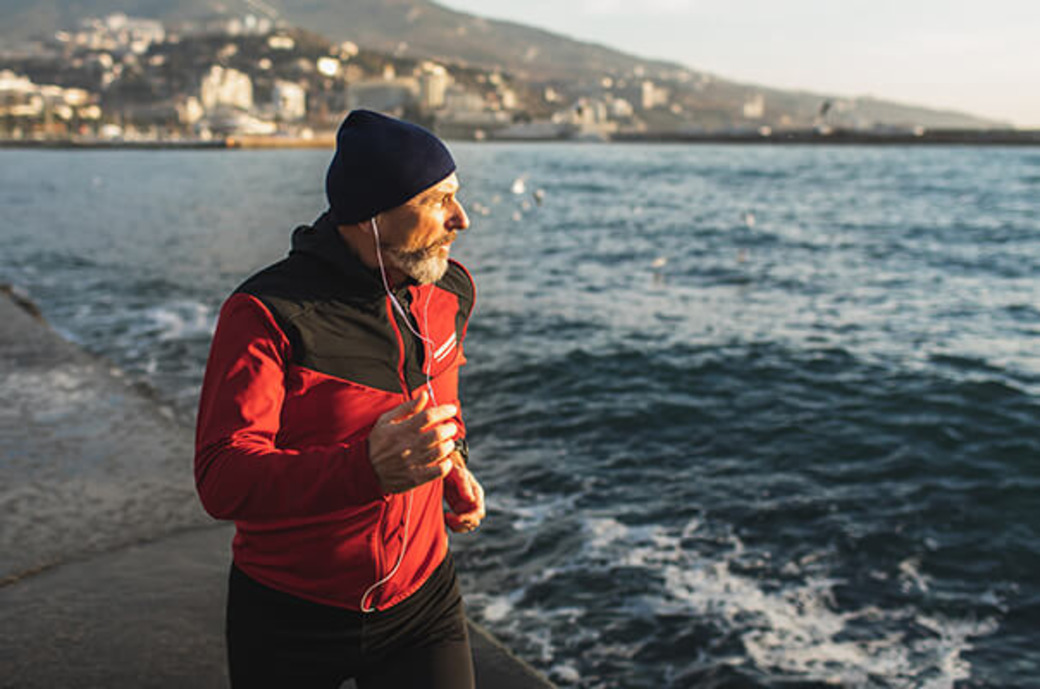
[389,389,429,423]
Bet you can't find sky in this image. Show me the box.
[437,0,1040,128]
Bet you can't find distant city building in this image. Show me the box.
[640,80,669,110]
[62,13,165,54]
[551,98,617,140]
[0,70,101,137]
[241,15,275,36]
[272,80,306,121]
[743,94,765,119]
[443,85,485,114]
[217,43,239,61]
[608,97,635,119]
[316,57,341,78]
[206,110,277,136]
[554,98,609,127]
[497,88,518,111]
[0,71,42,118]
[347,78,418,114]
[293,58,315,75]
[177,96,204,125]
[200,65,253,112]
[418,63,450,111]
[178,14,274,38]
[341,64,366,84]
[435,108,510,140]
[267,35,295,51]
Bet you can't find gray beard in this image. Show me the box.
[385,244,449,285]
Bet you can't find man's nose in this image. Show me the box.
[450,200,469,232]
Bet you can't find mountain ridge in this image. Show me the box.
[1,0,1006,129]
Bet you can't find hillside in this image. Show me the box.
[1,0,1006,129]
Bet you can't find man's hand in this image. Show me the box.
[367,390,458,494]
[444,458,485,533]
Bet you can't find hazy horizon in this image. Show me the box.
[439,0,1040,128]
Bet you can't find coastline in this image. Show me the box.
[1,127,1039,150]
[0,287,554,688]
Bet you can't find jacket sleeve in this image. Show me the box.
[194,293,385,521]
[441,345,473,493]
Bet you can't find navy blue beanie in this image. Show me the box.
[325,110,456,225]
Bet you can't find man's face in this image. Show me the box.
[376,173,469,284]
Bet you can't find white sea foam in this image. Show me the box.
[898,556,932,594]
[640,523,994,687]
[549,663,581,684]
[480,590,521,622]
[143,301,215,342]
[494,493,579,532]
[489,511,1001,688]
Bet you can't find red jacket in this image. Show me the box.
[195,214,474,611]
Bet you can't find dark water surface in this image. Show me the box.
[2,144,1038,687]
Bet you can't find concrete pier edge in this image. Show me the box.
[0,286,554,688]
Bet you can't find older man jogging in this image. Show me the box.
[195,109,485,688]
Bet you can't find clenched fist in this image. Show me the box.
[444,460,485,533]
[367,390,458,494]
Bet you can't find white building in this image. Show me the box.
[0,71,42,118]
[317,57,341,78]
[0,71,98,122]
[200,65,253,112]
[640,80,669,110]
[177,96,204,125]
[272,80,306,121]
[497,88,518,111]
[67,14,165,54]
[743,94,765,120]
[418,63,451,111]
[268,35,295,51]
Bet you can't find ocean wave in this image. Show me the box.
[465,511,1001,688]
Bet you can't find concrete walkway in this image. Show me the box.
[0,287,552,688]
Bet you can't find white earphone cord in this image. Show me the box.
[359,216,439,612]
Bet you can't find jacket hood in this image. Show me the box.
[289,211,386,294]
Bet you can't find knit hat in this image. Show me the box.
[325,110,457,225]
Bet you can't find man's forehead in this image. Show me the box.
[421,173,459,197]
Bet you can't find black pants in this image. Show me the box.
[226,554,475,689]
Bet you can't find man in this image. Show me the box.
[194,109,485,688]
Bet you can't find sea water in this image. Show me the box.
[1,143,1038,687]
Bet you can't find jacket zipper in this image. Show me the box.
[369,290,416,609]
